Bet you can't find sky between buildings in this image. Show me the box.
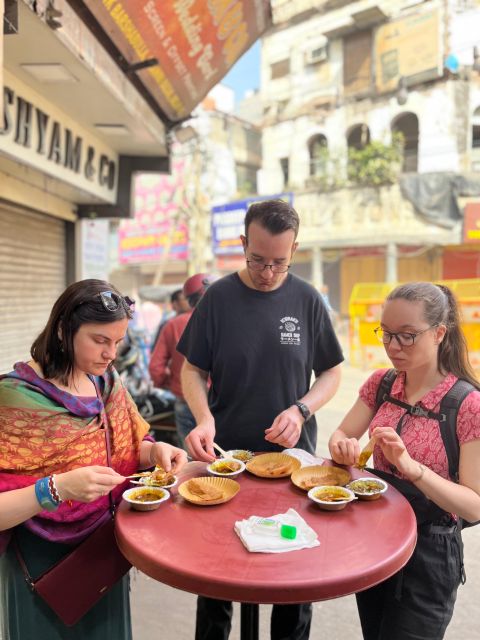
[221,40,261,105]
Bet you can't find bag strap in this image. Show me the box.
[14,376,116,588]
[91,376,116,518]
[437,379,475,483]
[12,537,35,589]
[374,372,474,481]
[374,368,397,413]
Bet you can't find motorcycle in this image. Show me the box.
[114,327,180,447]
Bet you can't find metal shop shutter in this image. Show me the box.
[0,206,66,374]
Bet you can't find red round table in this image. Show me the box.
[116,461,417,639]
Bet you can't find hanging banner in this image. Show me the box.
[118,168,189,264]
[81,0,271,122]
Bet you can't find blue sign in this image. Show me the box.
[211,193,293,256]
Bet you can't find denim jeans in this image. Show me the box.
[174,398,196,449]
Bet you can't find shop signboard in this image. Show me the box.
[118,167,189,264]
[463,203,480,243]
[81,0,272,122]
[0,71,118,202]
[375,7,441,94]
[212,193,293,256]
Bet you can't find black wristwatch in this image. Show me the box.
[294,401,311,422]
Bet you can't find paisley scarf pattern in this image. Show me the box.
[0,363,150,550]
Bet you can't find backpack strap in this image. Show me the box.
[374,372,474,482]
[374,368,398,413]
[437,379,475,483]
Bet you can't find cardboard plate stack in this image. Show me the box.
[291,465,351,491]
[178,476,240,505]
[245,452,301,478]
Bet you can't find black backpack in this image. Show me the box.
[373,368,478,529]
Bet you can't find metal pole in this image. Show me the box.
[240,603,259,640]
[311,245,324,289]
[385,242,397,283]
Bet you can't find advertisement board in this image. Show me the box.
[463,203,480,243]
[375,8,441,94]
[118,168,189,264]
[212,193,293,256]
[82,0,271,122]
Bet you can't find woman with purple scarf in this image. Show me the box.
[0,279,188,640]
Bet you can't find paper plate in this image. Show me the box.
[307,485,356,511]
[291,465,351,491]
[245,452,301,478]
[207,459,246,477]
[178,476,240,506]
[347,477,388,501]
[130,475,178,489]
[122,487,170,512]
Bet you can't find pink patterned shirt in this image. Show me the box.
[359,369,480,481]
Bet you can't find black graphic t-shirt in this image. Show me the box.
[177,273,344,453]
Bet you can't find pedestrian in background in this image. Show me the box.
[149,274,215,448]
[0,279,187,640]
[151,288,190,351]
[178,199,343,640]
[329,281,480,640]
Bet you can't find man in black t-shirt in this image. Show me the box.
[177,199,343,640]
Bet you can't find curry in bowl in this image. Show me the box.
[347,478,388,500]
[207,459,246,477]
[307,485,356,511]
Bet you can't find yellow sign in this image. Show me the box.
[375,8,441,93]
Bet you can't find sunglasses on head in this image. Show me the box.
[97,291,135,312]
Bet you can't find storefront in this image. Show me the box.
[0,1,168,372]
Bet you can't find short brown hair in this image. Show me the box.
[244,199,300,239]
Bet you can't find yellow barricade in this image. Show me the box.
[348,279,480,373]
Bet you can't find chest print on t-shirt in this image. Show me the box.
[278,316,301,346]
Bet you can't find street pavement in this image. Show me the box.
[131,360,480,640]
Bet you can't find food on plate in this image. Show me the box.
[291,465,351,492]
[313,487,352,502]
[301,473,338,489]
[246,452,300,478]
[188,479,224,501]
[229,450,254,462]
[347,478,388,499]
[210,460,241,474]
[129,489,166,503]
[144,467,176,487]
[348,479,385,493]
[262,462,292,476]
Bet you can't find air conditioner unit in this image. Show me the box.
[306,44,328,65]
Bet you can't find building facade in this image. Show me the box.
[259,0,480,314]
[0,0,271,372]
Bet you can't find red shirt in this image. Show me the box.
[360,369,480,481]
[149,312,192,399]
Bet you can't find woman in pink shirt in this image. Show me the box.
[329,282,480,640]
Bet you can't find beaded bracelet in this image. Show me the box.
[34,477,59,512]
[48,474,62,505]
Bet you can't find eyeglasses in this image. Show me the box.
[97,291,135,313]
[246,260,290,274]
[374,326,435,347]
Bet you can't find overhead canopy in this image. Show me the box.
[69,0,272,125]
